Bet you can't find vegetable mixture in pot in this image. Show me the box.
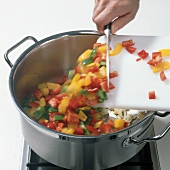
[23,42,147,136]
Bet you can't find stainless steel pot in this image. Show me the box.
[4,30,170,170]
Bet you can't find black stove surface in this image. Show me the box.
[25,143,153,170]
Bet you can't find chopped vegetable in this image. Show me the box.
[125,46,136,54]
[152,61,170,73]
[122,39,134,47]
[109,43,123,56]
[158,49,170,56]
[137,49,149,59]
[148,91,156,99]
[160,71,167,81]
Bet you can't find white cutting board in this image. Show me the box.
[97,35,170,111]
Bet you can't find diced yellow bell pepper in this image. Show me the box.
[72,73,81,82]
[114,119,125,129]
[38,83,47,90]
[58,97,70,114]
[158,49,170,57]
[79,110,87,121]
[84,75,91,86]
[61,127,75,134]
[95,66,106,78]
[152,61,170,73]
[68,123,76,129]
[81,106,91,110]
[28,107,37,118]
[109,43,123,56]
[47,82,60,89]
[66,82,81,94]
[98,45,107,53]
[77,49,92,63]
[41,87,49,96]
[94,120,103,129]
[39,97,46,106]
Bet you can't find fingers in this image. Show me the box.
[92,0,140,33]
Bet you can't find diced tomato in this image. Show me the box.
[100,80,109,92]
[86,125,99,135]
[67,110,79,124]
[148,91,156,99]
[29,101,39,108]
[122,39,134,47]
[138,50,149,59]
[109,82,115,90]
[100,123,113,134]
[74,126,84,135]
[160,71,167,81]
[125,46,137,54]
[109,71,119,78]
[48,97,59,108]
[33,90,44,100]
[47,122,56,130]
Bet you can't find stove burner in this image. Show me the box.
[25,143,153,170]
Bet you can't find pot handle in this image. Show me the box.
[4,36,38,68]
[123,112,170,146]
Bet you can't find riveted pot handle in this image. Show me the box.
[130,121,170,145]
[122,112,170,147]
[4,36,38,68]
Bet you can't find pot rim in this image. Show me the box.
[8,30,154,141]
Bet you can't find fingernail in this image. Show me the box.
[112,25,119,34]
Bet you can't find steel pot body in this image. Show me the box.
[5,30,170,170]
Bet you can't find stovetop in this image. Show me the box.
[21,140,160,170]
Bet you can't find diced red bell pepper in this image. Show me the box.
[53,85,62,94]
[100,123,113,134]
[47,122,56,130]
[109,82,115,90]
[160,71,167,81]
[122,39,134,47]
[138,50,149,59]
[109,71,119,78]
[86,125,99,135]
[29,101,39,108]
[48,97,59,108]
[67,110,80,124]
[100,80,109,92]
[68,98,79,110]
[125,46,137,54]
[74,126,84,135]
[33,90,44,100]
[152,52,162,59]
[148,91,156,99]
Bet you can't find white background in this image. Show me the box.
[0,0,170,169]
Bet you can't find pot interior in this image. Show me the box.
[12,33,100,106]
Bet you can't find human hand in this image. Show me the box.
[92,0,140,33]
